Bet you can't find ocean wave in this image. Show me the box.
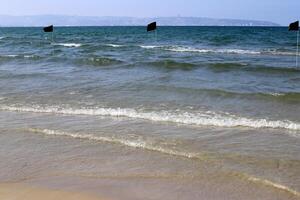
[0,54,40,60]
[2,105,300,130]
[153,86,300,102]
[77,57,123,66]
[140,45,164,49]
[268,93,285,97]
[144,60,196,70]
[166,47,262,55]
[209,63,300,73]
[208,62,248,68]
[262,49,299,56]
[0,54,19,58]
[23,55,36,58]
[257,92,300,102]
[105,44,124,48]
[145,60,300,75]
[139,45,297,56]
[143,58,299,74]
[53,43,82,47]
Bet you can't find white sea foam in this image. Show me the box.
[29,128,199,159]
[245,175,300,197]
[23,55,36,58]
[105,44,124,48]
[2,105,300,130]
[166,46,261,55]
[167,47,212,53]
[139,45,297,56]
[167,46,298,56]
[140,45,163,49]
[268,93,285,97]
[263,49,299,56]
[0,54,36,58]
[0,54,19,58]
[54,43,82,47]
[218,49,261,54]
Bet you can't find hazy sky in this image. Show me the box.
[0,0,299,25]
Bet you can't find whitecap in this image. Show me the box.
[140,45,163,49]
[263,50,298,56]
[166,46,298,56]
[53,43,82,47]
[2,105,300,130]
[166,46,261,55]
[105,44,124,48]
[0,54,19,58]
[268,93,285,97]
[0,54,36,59]
[23,55,36,58]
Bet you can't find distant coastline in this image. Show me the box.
[0,15,280,27]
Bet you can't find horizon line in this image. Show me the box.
[0,25,286,28]
[0,14,281,24]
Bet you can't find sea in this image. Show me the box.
[0,26,299,199]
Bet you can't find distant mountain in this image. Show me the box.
[0,15,280,27]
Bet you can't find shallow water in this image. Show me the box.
[0,26,299,199]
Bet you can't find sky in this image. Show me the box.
[0,0,299,25]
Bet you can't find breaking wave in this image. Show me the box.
[152,86,300,102]
[138,45,298,56]
[139,45,164,49]
[0,54,40,60]
[166,47,262,55]
[144,60,196,70]
[53,43,82,47]
[0,54,19,58]
[138,60,300,74]
[77,57,123,66]
[2,105,299,130]
[208,62,300,73]
[105,44,124,48]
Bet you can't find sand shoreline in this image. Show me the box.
[1,111,299,200]
[0,183,108,200]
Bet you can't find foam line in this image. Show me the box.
[1,105,299,130]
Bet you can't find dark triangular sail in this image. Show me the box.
[43,25,54,32]
[147,22,157,32]
[289,21,299,31]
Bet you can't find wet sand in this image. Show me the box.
[0,183,107,200]
[0,111,299,200]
